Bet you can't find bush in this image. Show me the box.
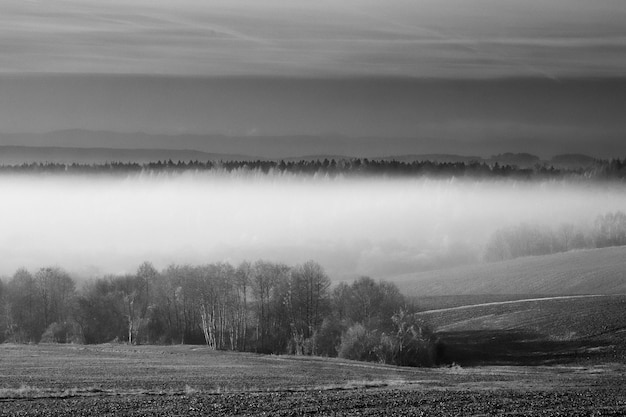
[337,323,381,362]
[337,311,438,367]
[376,310,438,367]
[388,310,437,367]
[40,322,83,344]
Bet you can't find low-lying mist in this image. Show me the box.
[1,172,624,281]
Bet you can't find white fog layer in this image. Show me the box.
[1,173,624,280]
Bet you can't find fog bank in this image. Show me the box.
[1,172,624,280]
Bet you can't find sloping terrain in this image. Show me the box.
[419,295,626,365]
[395,246,626,297]
[394,248,626,366]
[420,295,626,336]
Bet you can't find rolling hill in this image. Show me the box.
[394,247,626,365]
[419,294,626,335]
[394,246,626,298]
[0,131,605,167]
[419,294,626,365]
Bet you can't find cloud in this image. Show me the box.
[0,0,624,77]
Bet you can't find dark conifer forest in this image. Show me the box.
[0,157,624,180]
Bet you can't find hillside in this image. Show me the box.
[418,294,626,365]
[419,295,626,335]
[394,246,626,297]
[399,248,626,365]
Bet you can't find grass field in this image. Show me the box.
[395,246,626,297]
[1,344,626,416]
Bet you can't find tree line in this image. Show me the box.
[485,211,626,262]
[0,260,437,366]
[1,157,625,180]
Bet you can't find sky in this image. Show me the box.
[0,0,625,157]
[2,0,625,78]
[0,1,625,281]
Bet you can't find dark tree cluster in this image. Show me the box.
[484,211,626,262]
[331,277,437,366]
[0,157,625,180]
[0,261,435,366]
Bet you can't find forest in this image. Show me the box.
[0,157,625,180]
[0,260,436,367]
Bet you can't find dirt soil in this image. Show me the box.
[2,386,626,416]
[1,344,625,416]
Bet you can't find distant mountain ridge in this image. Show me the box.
[0,144,603,168]
[0,130,614,165]
[381,154,483,164]
[0,145,261,165]
[0,130,606,168]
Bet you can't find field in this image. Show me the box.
[4,248,626,415]
[395,246,626,297]
[1,344,626,416]
[390,247,626,368]
[416,295,626,366]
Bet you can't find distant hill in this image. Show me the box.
[0,130,608,168]
[281,154,351,162]
[0,130,373,160]
[394,246,626,297]
[550,154,599,169]
[380,154,484,164]
[489,152,541,168]
[0,146,261,165]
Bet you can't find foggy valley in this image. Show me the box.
[0,170,624,281]
[2,0,626,414]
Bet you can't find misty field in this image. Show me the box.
[1,344,626,416]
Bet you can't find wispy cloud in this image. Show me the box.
[0,0,624,77]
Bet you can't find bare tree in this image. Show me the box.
[5,268,42,342]
[557,223,576,252]
[288,261,331,347]
[235,261,252,350]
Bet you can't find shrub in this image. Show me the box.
[388,310,437,367]
[40,321,83,344]
[337,323,381,362]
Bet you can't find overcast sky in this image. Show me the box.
[0,0,625,156]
